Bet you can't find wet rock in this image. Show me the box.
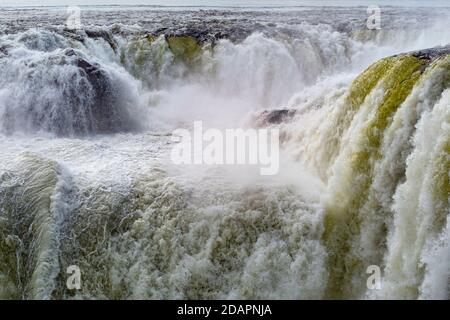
[166,35,202,63]
[60,28,85,43]
[66,51,136,134]
[263,109,296,124]
[84,29,118,53]
[253,109,297,127]
[1,48,138,136]
[0,45,8,57]
[410,45,450,61]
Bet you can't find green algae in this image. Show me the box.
[120,35,204,85]
[346,55,425,207]
[433,139,450,231]
[435,140,450,203]
[364,56,426,149]
[347,58,395,109]
[166,35,201,65]
[121,34,155,64]
[0,155,59,299]
[318,58,397,172]
[121,34,158,77]
[323,54,428,298]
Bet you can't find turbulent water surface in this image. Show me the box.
[0,5,449,299]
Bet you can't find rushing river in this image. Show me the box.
[0,4,449,299]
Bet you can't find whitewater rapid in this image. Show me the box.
[0,6,449,299]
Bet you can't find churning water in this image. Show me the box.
[0,5,449,299]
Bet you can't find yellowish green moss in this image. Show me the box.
[433,139,450,230]
[121,34,155,66]
[323,54,428,298]
[435,140,450,202]
[347,56,425,195]
[364,56,426,149]
[427,55,450,224]
[422,54,450,82]
[167,36,201,64]
[121,34,175,86]
[347,58,395,109]
[320,58,396,171]
[121,35,203,82]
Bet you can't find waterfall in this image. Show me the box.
[0,6,448,299]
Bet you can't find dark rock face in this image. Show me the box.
[74,53,137,134]
[1,48,139,136]
[264,109,297,124]
[410,45,450,61]
[84,29,118,53]
[0,45,8,56]
[252,109,297,127]
[60,29,118,52]
[61,49,139,135]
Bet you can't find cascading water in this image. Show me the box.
[0,5,448,299]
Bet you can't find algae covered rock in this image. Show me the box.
[121,34,205,87]
[322,45,450,298]
[166,35,202,64]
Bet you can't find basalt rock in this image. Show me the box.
[0,45,8,57]
[1,48,138,136]
[410,44,450,61]
[253,109,297,127]
[84,29,118,53]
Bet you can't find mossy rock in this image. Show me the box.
[323,53,432,298]
[166,36,201,64]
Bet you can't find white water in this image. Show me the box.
[0,6,448,299]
